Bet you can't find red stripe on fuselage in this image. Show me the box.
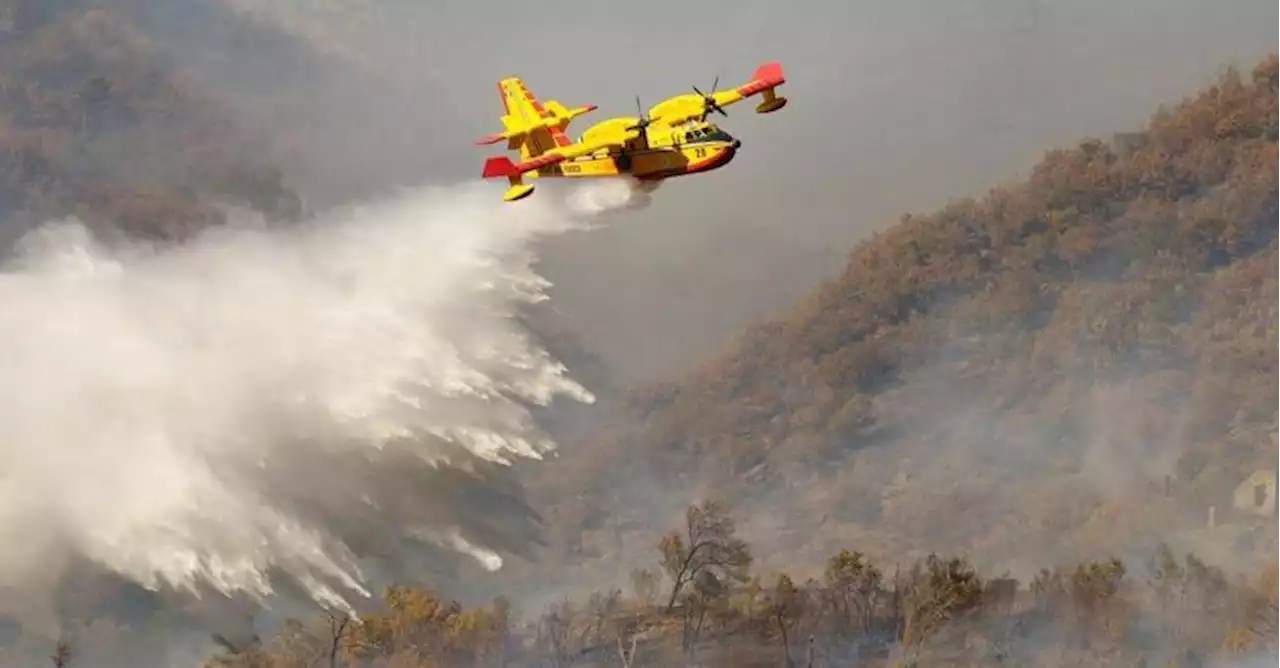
[635,144,737,181]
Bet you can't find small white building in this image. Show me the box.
[1232,469,1277,517]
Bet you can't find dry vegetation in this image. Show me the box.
[0,0,301,244]
[0,0,1275,664]
[12,499,1276,667]
[512,52,1279,589]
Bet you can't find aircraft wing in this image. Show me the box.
[551,138,617,159]
[648,62,787,126]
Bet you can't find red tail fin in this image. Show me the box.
[751,62,785,87]
[482,156,518,179]
[738,62,786,97]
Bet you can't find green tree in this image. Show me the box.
[659,499,753,611]
[897,554,984,652]
[823,548,882,636]
[768,573,809,668]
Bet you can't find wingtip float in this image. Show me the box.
[476,61,789,202]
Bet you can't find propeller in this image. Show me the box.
[618,96,652,155]
[624,95,652,133]
[692,75,728,118]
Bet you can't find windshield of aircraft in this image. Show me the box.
[682,125,734,143]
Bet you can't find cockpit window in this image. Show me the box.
[679,125,733,143]
[702,128,733,142]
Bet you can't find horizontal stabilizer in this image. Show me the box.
[545,102,598,121]
[481,152,567,179]
[482,156,518,179]
[475,104,597,146]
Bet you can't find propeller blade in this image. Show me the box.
[626,94,651,132]
[693,78,728,118]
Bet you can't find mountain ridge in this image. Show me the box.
[511,53,1278,597]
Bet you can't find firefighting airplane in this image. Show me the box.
[476,62,788,202]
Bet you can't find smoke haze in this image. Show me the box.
[0,182,612,628]
[212,0,1278,381]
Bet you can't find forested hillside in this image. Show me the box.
[516,53,1279,592]
[80,501,1273,667]
[0,1,1274,663]
[0,0,302,246]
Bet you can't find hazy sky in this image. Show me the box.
[234,0,1278,380]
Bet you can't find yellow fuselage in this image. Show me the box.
[480,62,786,202]
[538,141,737,181]
[537,121,740,182]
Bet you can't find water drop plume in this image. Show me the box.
[0,181,609,624]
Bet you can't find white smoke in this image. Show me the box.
[0,181,613,622]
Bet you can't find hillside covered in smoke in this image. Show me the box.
[201,509,1279,667]
[514,52,1279,593]
[0,0,1275,665]
[0,2,608,663]
[0,0,307,245]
